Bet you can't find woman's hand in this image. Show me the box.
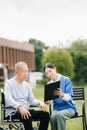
[54,88,64,97]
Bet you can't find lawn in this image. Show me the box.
[0,84,87,130]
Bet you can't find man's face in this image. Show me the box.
[16,65,29,81]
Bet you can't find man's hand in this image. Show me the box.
[18,106,31,119]
[45,100,51,105]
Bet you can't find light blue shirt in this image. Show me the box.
[4,77,40,117]
[47,75,77,112]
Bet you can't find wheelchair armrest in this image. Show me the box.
[2,106,18,121]
[29,105,40,111]
[2,106,16,110]
[2,105,17,112]
[29,105,39,107]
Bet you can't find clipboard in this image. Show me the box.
[44,81,60,101]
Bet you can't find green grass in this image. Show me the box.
[0,84,87,130]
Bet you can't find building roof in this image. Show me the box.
[0,37,34,52]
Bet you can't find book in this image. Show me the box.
[44,81,60,101]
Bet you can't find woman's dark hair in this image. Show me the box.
[43,62,55,72]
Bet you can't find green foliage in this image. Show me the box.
[68,39,87,83]
[37,74,50,85]
[29,38,49,71]
[41,47,74,79]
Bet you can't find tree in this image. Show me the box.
[29,38,49,71]
[68,39,87,83]
[42,47,74,79]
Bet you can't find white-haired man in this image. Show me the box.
[4,61,50,130]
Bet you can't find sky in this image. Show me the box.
[0,0,87,47]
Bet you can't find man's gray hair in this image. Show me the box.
[15,61,27,70]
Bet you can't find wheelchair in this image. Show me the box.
[0,89,39,130]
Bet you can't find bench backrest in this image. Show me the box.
[72,87,84,100]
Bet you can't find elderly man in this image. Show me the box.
[4,61,50,130]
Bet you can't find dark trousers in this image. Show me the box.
[7,109,50,130]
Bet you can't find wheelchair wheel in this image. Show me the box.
[0,126,6,130]
[16,125,25,130]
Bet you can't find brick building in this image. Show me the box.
[0,37,35,83]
